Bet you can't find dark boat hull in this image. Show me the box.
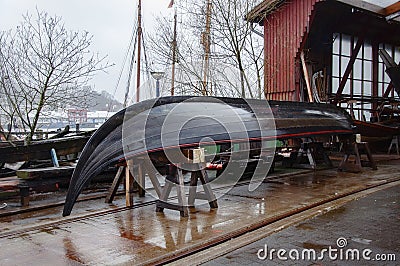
[354,120,400,142]
[63,96,354,216]
[0,135,90,164]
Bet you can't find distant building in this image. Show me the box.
[68,109,88,124]
[37,109,116,132]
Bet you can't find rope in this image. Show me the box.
[312,71,323,103]
[106,16,139,115]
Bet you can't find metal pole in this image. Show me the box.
[171,7,177,96]
[156,79,160,97]
[202,0,212,96]
[136,0,142,102]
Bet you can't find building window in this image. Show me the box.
[332,33,400,121]
[378,43,400,97]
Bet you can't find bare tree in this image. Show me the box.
[147,0,264,98]
[0,9,112,142]
[147,14,207,96]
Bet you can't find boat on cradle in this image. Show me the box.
[353,120,400,143]
[352,49,400,144]
[63,96,354,216]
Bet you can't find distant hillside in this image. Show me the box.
[88,90,123,111]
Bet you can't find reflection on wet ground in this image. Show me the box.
[0,161,400,265]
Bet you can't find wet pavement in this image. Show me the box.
[0,159,399,265]
[204,183,400,265]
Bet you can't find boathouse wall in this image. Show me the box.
[263,0,319,101]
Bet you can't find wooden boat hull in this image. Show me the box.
[0,135,90,164]
[63,96,354,216]
[354,120,400,142]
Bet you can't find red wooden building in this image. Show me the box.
[247,0,400,121]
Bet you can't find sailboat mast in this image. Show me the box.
[171,7,177,96]
[202,0,212,96]
[136,0,142,102]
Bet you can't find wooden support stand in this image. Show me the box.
[294,141,332,169]
[338,142,377,172]
[105,166,125,203]
[388,135,399,155]
[188,167,218,209]
[18,184,30,207]
[156,163,218,217]
[106,157,218,217]
[156,164,188,217]
[105,159,146,206]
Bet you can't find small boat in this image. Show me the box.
[353,50,400,143]
[354,120,400,142]
[63,96,354,216]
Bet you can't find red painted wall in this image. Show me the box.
[263,0,319,100]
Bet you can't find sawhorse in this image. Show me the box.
[105,158,218,217]
[105,158,162,206]
[294,141,332,169]
[156,163,218,217]
[388,135,399,155]
[338,141,377,172]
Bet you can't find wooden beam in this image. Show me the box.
[142,160,162,198]
[383,82,394,98]
[137,162,145,197]
[16,166,75,180]
[125,160,134,207]
[376,83,394,116]
[333,37,364,104]
[245,0,285,22]
[383,1,400,16]
[105,166,124,203]
[372,42,379,116]
[335,0,385,15]
[300,51,313,103]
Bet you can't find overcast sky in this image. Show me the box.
[0,0,173,103]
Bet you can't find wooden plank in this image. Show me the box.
[142,160,162,197]
[363,142,377,170]
[137,162,145,197]
[156,181,174,213]
[155,201,186,212]
[335,0,384,15]
[199,167,218,208]
[300,51,313,103]
[377,83,394,113]
[16,166,75,180]
[105,166,124,203]
[383,1,400,16]
[188,171,198,206]
[192,193,209,200]
[176,167,188,217]
[125,160,134,207]
[0,180,19,191]
[0,136,89,163]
